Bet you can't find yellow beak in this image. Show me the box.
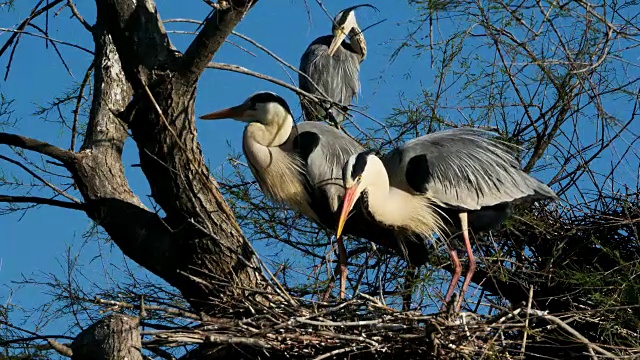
[336,185,359,238]
[328,28,349,56]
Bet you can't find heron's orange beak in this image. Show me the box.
[336,185,359,238]
[199,104,248,120]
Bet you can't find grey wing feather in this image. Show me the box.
[383,128,558,210]
[295,122,364,213]
[299,37,361,123]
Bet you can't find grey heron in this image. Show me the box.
[199,91,431,299]
[299,5,373,124]
[336,129,558,311]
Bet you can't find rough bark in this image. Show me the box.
[71,314,142,360]
[0,0,262,356]
[53,1,260,355]
[0,0,262,310]
[88,0,262,309]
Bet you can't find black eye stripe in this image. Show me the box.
[350,152,368,179]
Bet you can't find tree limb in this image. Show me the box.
[79,0,267,310]
[0,195,85,211]
[0,132,75,164]
[71,314,141,360]
[179,0,258,84]
[96,0,176,87]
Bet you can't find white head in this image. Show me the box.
[199,91,292,127]
[336,150,446,241]
[328,5,367,56]
[336,151,387,237]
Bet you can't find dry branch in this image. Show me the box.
[0,132,75,164]
[84,294,634,359]
[0,195,85,211]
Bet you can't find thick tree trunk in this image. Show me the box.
[67,1,262,354]
[71,314,142,360]
[1,0,266,357]
[65,0,264,311]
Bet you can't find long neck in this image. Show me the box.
[364,166,444,238]
[365,180,418,228]
[242,115,318,222]
[349,30,366,62]
[244,113,293,148]
[242,112,295,181]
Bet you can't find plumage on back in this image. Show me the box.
[299,36,361,123]
[382,128,558,210]
[291,122,431,265]
[291,121,364,214]
[337,126,559,308]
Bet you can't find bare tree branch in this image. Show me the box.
[0,0,65,79]
[66,0,93,32]
[0,194,85,211]
[0,132,75,164]
[0,27,93,54]
[179,0,258,84]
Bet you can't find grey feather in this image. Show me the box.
[293,122,364,213]
[299,36,361,123]
[382,128,558,210]
[292,122,431,265]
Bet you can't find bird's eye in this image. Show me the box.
[356,175,362,183]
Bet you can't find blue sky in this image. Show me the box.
[1,0,639,344]
[0,0,434,334]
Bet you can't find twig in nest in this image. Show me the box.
[528,309,617,358]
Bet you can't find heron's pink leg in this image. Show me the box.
[444,249,462,303]
[336,236,347,299]
[456,212,475,312]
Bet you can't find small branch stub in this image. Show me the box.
[71,314,142,360]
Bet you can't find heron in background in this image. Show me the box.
[336,129,558,311]
[199,92,431,299]
[299,5,374,124]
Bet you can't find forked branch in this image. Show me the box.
[180,0,259,84]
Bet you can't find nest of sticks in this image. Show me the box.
[119,291,629,359]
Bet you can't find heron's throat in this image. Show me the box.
[244,113,293,148]
[350,29,367,61]
[365,185,414,228]
[364,181,444,240]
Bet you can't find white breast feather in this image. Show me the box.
[251,149,319,222]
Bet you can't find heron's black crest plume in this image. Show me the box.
[249,92,292,116]
[332,4,378,30]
